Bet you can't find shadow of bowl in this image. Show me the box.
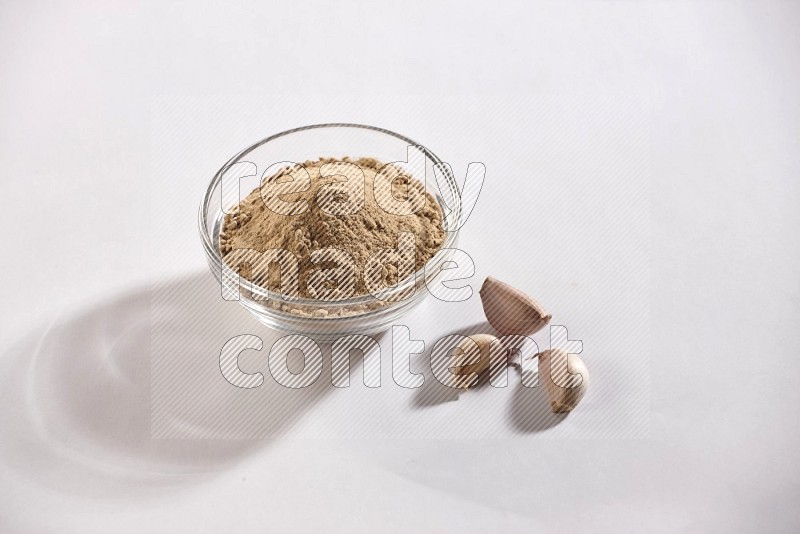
[0,272,346,498]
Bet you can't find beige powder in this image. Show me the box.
[220,157,445,301]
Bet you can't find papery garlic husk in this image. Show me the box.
[537,348,589,413]
[479,277,551,336]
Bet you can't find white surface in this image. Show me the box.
[1,1,799,533]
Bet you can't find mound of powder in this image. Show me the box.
[220,157,445,299]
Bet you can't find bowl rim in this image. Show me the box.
[198,123,462,312]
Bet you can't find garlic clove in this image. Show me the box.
[479,277,551,336]
[538,349,589,413]
[450,334,498,388]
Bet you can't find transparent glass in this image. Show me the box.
[198,124,462,339]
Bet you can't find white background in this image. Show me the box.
[1,1,799,532]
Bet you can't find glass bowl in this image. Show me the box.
[198,124,462,340]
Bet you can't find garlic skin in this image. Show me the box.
[479,277,551,336]
[451,334,498,388]
[537,349,589,413]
